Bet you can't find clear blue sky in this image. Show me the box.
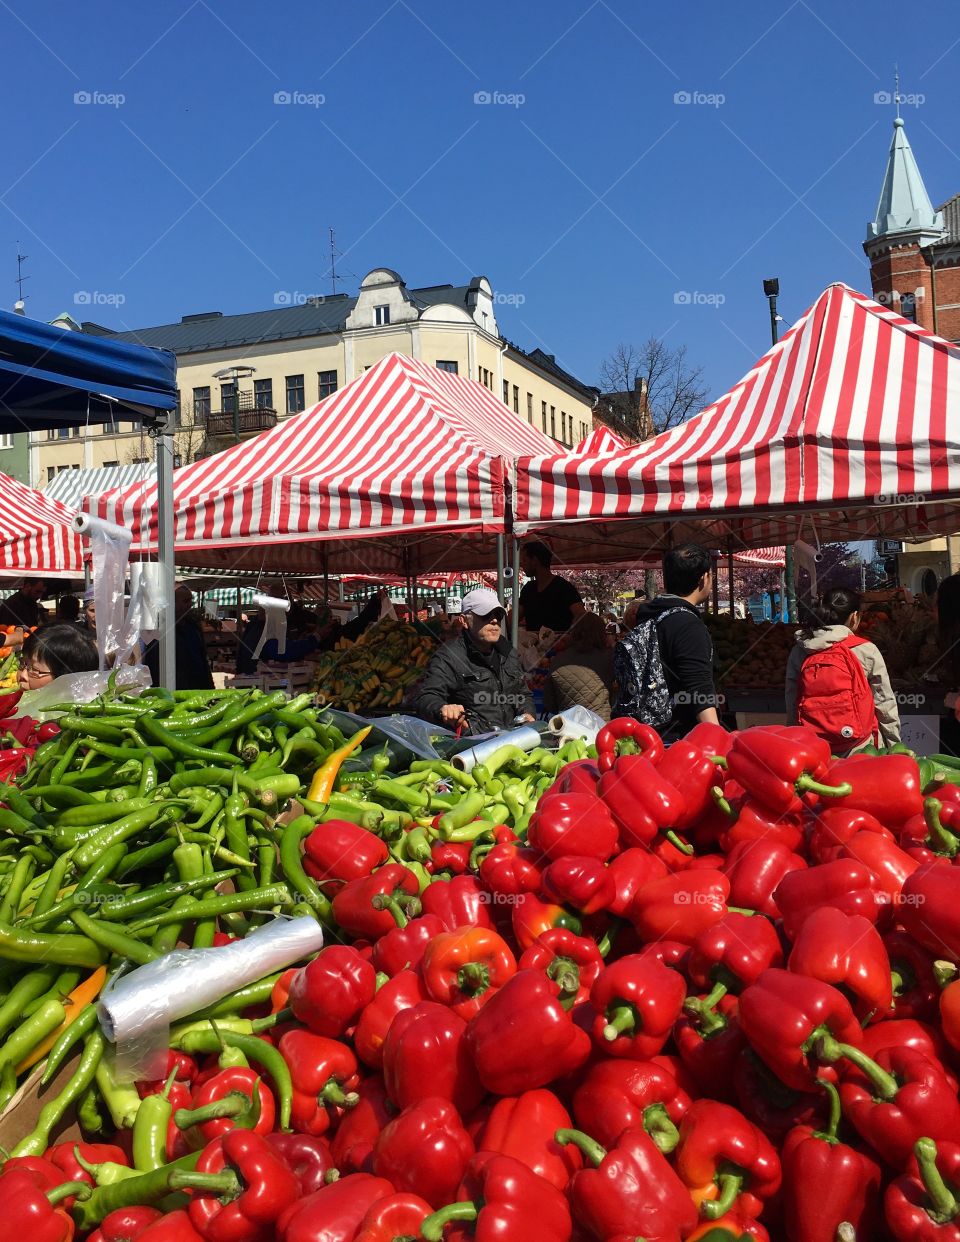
[6,1,960,402]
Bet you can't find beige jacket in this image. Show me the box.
[785,624,900,748]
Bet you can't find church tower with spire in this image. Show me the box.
[864,102,960,342]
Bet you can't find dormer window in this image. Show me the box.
[374,305,391,326]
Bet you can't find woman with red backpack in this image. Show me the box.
[785,588,900,754]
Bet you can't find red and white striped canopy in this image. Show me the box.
[517,284,960,566]
[92,354,555,576]
[0,472,82,578]
[576,426,629,455]
[733,547,786,568]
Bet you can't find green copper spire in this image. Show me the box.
[867,117,944,243]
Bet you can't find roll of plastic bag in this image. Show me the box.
[99,916,324,1080]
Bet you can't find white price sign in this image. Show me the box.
[898,715,940,756]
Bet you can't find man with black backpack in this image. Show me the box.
[613,543,721,739]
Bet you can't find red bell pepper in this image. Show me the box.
[657,738,723,831]
[353,968,428,1069]
[278,1029,360,1137]
[276,1172,396,1242]
[714,790,805,854]
[526,791,619,862]
[421,875,494,930]
[288,945,377,1037]
[477,833,542,896]
[606,848,668,917]
[556,1126,699,1242]
[637,939,690,972]
[787,906,894,1020]
[509,891,581,950]
[675,990,746,1104]
[382,1001,484,1115]
[901,796,960,860]
[629,870,730,945]
[420,1152,572,1241]
[428,841,472,875]
[184,1067,275,1145]
[780,1080,882,1242]
[330,864,420,940]
[476,1089,582,1190]
[687,912,783,994]
[329,1076,394,1175]
[726,726,839,815]
[134,1213,205,1242]
[303,820,389,894]
[943,981,960,1053]
[540,855,616,915]
[686,720,732,756]
[589,955,686,1059]
[519,928,604,1006]
[886,1139,960,1242]
[821,1038,960,1168]
[734,1050,824,1142]
[572,1057,692,1151]
[808,806,893,863]
[87,1208,164,1242]
[372,1096,474,1208]
[723,840,806,919]
[181,1129,300,1242]
[598,753,689,851]
[901,863,960,958]
[862,1018,953,1070]
[548,757,601,795]
[596,717,664,772]
[372,912,446,978]
[737,969,863,1092]
[264,1133,333,1195]
[353,1193,434,1242]
[0,1164,89,1242]
[774,859,885,941]
[44,1142,128,1195]
[820,752,924,824]
[420,926,517,1019]
[674,1099,782,1222]
[840,829,920,910]
[465,969,591,1096]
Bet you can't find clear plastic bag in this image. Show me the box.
[547,705,606,744]
[16,664,152,720]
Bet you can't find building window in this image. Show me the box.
[0,434,12,450]
[527,393,533,423]
[541,401,547,432]
[899,292,917,323]
[71,425,82,438]
[253,379,273,409]
[46,466,56,483]
[560,412,567,441]
[436,360,458,374]
[220,383,237,414]
[103,460,119,470]
[193,387,211,420]
[130,456,149,465]
[513,385,519,414]
[503,380,509,404]
[317,370,337,399]
[173,453,183,468]
[374,304,390,326]
[478,368,492,390]
[286,375,305,414]
[550,407,556,438]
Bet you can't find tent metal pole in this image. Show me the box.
[154,417,177,690]
[727,538,735,618]
[496,535,505,601]
[510,537,520,647]
[784,545,798,624]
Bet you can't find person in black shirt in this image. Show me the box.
[144,585,214,691]
[518,542,584,633]
[0,580,47,629]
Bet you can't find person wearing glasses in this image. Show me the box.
[414,588,534,732]
[17,624,99,692]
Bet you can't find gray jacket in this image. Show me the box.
[785,624,901,747]
[414,631,533,731]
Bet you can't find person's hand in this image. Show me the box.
[519,713,536,723]
[440,703,466,725]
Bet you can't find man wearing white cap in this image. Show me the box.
[414,588,534,732]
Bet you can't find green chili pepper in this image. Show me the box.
[72,806,182,870]
[137,716,244,766]
[129,885,292,933]
[132,1066,178,1172]
[0,965,61,1039]
[436,791,486,839]
[12,1029,105,1156]
[41,1002,98,1086]
[191,972,286,1021]
[56,715,136,743]
[54,796,152,829]
[152,894,200,954]
[279,817,331,922]
[95,1050,143,1129]
[0,996,66,1069]
[0,923,105,968]
[68,909,160,966]
[0,856,37,924]
[23,968,82,1018]
[175,1028,293,1130]
[77,1083,106,1134]
[100,870,240,922]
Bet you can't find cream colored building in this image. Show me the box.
[34,269,596,483]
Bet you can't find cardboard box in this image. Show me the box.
[0,1047,83,1153]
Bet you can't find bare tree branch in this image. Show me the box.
[597,337,709,441]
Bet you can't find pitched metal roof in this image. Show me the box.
[938,192,960,242]
[867,118,945,242]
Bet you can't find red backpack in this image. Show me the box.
[796,635,878,751]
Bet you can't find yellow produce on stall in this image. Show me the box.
[312,617,438,713]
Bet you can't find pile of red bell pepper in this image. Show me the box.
[11,718,960,1239]
[0,692,58,783]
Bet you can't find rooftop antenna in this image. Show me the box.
[329,227,339,295]
[14,243,28,311]
[894,65,901,119]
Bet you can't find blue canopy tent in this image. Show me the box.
[0,309,180,687]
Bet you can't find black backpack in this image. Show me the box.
[612,607,686,728]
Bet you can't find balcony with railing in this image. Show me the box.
[202,390,278,440]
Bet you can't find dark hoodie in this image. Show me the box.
[623,595,718,735]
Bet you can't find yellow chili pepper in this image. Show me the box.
[17,964,107,1073]
[306,726,372,803]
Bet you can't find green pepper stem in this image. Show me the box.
[710,786,736,821]
[682,989,728,1037]
[914,1137,960,1222]
[811,1079,843,1144]
[701,1171,743,1220]
[816,1035,898,1101]
[642,1103,680,1154]
[456,961,491,996]
[835,1225,857,1242]
[421,1203,479,1240]
[603,1004,637,1042]
[47,1181,90,1206]
[797,775,853,800]
[169,1169,240,1198]
[554,1128,607,1168]
[319,1079,359,1109]
[935,960,959,988]
[546,957,580,996]
[924,798,960,857]
[174,1093,247,1128]
[663,830,694,855]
